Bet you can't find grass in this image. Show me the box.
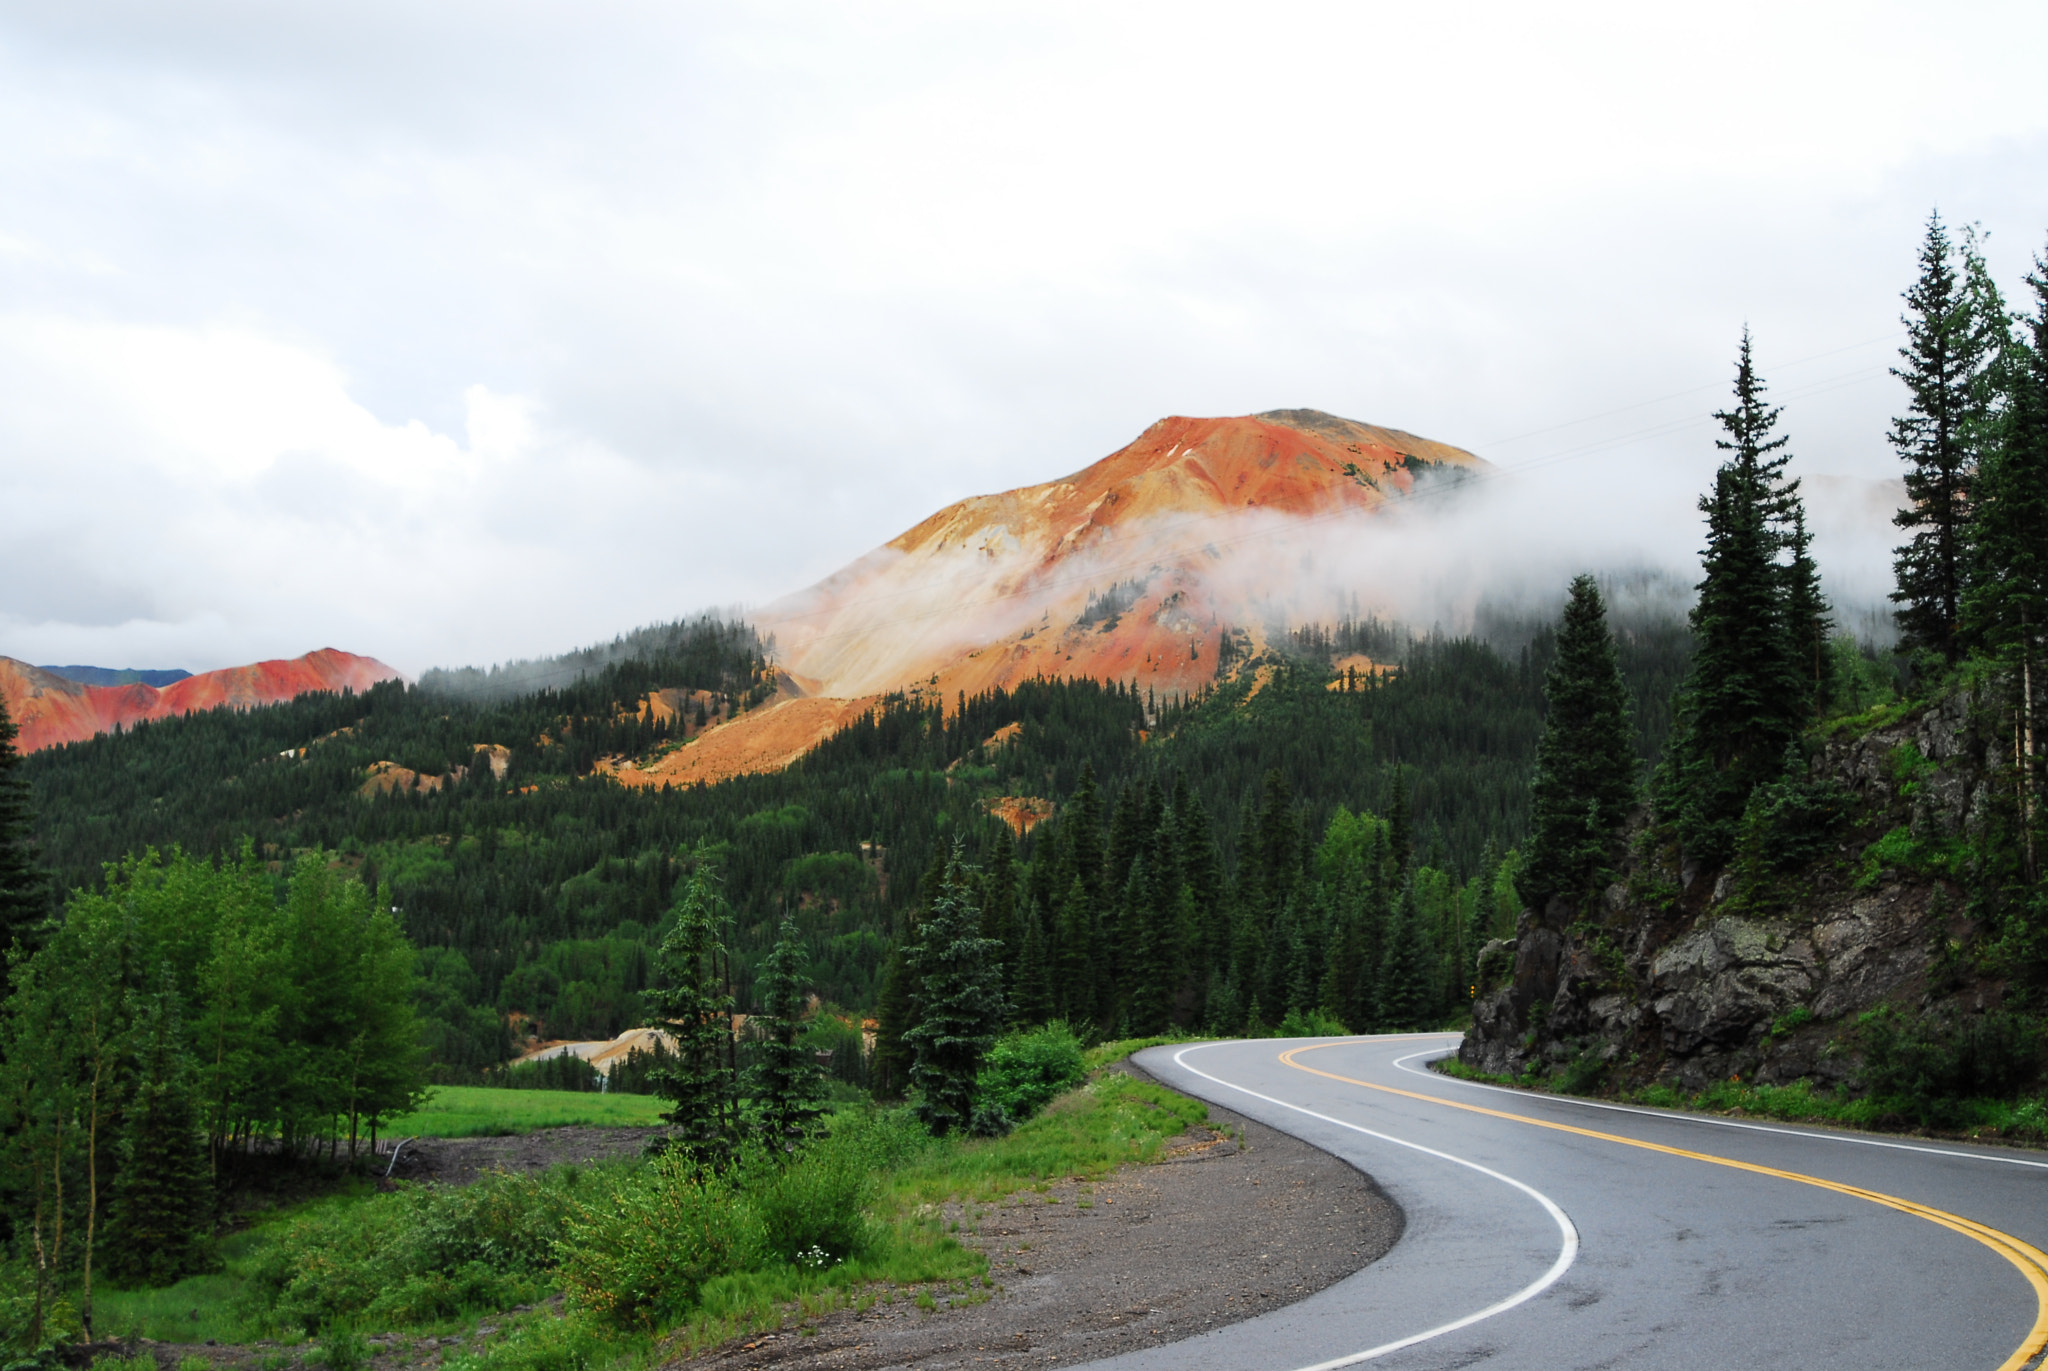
[89,1181,379,1343]
[1081,1032,1212,1072]
[380,1084,667,1137]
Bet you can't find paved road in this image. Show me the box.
[1088,1035,2048,1371]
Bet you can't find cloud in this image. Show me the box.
[0,2,2042,673]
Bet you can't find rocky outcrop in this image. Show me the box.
[1463,688,2002,1090]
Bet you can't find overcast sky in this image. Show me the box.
[2,2,2045,677]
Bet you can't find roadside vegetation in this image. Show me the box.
[6,1030,1201,1371]
[1437,1053,2048,1146]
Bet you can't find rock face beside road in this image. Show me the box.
[1464,690,2001,1090]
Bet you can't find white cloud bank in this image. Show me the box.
[0,2,2043,673]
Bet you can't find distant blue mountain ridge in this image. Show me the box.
[38,664,193,688]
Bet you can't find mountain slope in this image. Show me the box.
[759,409,1485,701]
[0,648,403,752]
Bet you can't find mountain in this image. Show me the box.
[761,409,1485,699]
[602,410,1487,789]
[0,648,403,752]
[37,665,194,688]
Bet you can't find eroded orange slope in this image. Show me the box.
[0,649,404,752]
[758,409,1484,701]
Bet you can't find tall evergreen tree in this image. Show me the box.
[1386,767,1413,881]
[103,973,212,1289]
[1521,575,1639,915]
[1965,245,2048,883]
[904,844,1007,1135]
[1783,506,1835,717]
[1892,211,1998,663]
[1376,884,1433,1031]
[870,944,915,1097]
[746,916,828,1152]
[1010,901,1055,1026]
[0,695,48,950]
[979,836,1019,991]
[1656,334,1811,866]
[1174,785,1227,1021]
[645,866,738,1167]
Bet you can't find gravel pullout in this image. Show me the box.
[384,1124,663,1185]
[677,1091,1403,1370]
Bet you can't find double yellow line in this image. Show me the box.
[1281,1043,2048,1371]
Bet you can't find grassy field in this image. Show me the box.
[380,1084,668,1137]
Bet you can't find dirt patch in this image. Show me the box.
[674,1092,1400,1370]
[597,695,877,789]
[384,1125,665,1186]
[983,795,1055,836]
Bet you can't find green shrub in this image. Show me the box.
[0,1260,82,1362]
[1276,1008,1350,1037]
[311,1328,369,1371]
[1734,768,1850,876]
[752,1137,875,1266]
[557,1151,766,1329]
[240,1167,591,1333]
[976,1024,1086,1125]
[1858,1005,2043,1125]
[1556,1045,1607,1096]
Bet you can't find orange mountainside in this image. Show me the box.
[609,410,1486,790]
[0,649,402,752]
[759,409,1481,699]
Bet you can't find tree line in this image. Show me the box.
[1,845,427,1326]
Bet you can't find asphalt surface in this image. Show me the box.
[1089,1035,2048,1371]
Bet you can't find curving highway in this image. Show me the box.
[1089,1035,2048,1371]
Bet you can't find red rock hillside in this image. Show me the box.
[0,649,403,753]
[602,411,1486,792]
[758,409,1486,699]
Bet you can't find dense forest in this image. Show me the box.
[12,604,1708,1064]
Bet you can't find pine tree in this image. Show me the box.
[104,974,213,1289]
[979,836,1019,992]
[1783,506,1835,717]
[904,844,1008,1135]
[746,917,828,1152]
[1656,334,1812,866]
[0,694,48,950]
[1965,245,2048,883]
[1893,211,1998,663]
[1377,884,1433,1031]
[1521,575,1639,915]
[1386,767,1413,881]
[1053,875,1097,1027]
[871,944,915,1097]
[645,866,738,1167]
[1010,901,1055,1026]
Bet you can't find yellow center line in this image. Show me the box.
[1281,1042,2048,1371]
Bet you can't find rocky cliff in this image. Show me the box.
[1463,688,2008,1091]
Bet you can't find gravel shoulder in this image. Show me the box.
[676,1077,1403,1370]
[384,1123,663,1185]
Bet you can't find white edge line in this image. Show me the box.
[1388,1045,2048,1172]
[1167,1042,1580,1371]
